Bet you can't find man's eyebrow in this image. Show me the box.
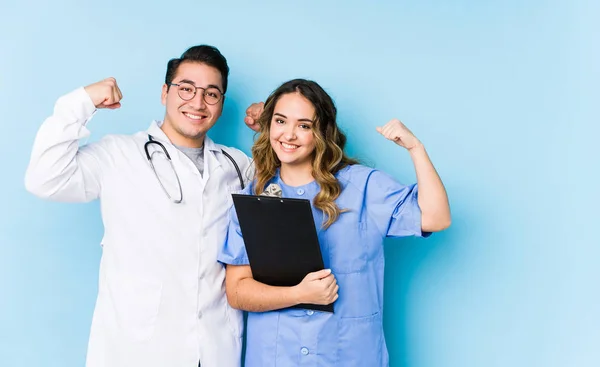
[177,79,197,85]
[175,80,223,92]
[206,84,223,93]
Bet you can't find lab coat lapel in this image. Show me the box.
[203,135,222,184]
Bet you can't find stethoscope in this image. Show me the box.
[144,135,245,204]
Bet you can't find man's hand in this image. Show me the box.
[84,77,123,110]
[244,102,264,132]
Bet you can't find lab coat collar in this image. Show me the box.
[146,121,222,174]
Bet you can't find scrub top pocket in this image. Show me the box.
[326,220,368,274]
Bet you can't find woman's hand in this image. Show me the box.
[376,118,422,151]
[293,269,339,305]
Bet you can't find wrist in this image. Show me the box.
[290,285,303,305]
[408,141,425,154]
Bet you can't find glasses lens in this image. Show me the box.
[177,83,195,101]
[203,87,222,105]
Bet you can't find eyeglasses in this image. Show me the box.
[169,82,223,105]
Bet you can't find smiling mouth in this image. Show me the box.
[279,141,299,151]
[183,112,207,121]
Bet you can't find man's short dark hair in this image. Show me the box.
[165,45,230,94]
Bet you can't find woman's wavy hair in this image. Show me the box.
[252,79,358,229]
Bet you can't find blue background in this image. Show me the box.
[1,1,598,366]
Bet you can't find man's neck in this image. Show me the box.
[160,121,205,148]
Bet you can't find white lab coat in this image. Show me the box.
[25,88,253,367]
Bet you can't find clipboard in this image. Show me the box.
[231,193,334,313]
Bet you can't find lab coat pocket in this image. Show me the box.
[224,301,243,338]
[108,274,163,342]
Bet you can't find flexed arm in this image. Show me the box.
[25,78,123,202]
[377,119,451,232]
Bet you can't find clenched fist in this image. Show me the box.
[376,118,421,150]
[244,102,264,132]
[84,77,123,110]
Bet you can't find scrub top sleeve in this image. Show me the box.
[217,200,251,266]
[365,170,431,238]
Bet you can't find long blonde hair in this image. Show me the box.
[252,79,358,229]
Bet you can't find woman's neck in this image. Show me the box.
[279,163,314,187]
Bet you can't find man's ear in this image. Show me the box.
[161,84,168,106]
[218,96,225,118]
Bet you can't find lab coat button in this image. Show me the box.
[300,347,309,355]
[197,311,203,319]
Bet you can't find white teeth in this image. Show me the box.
[184,112,203,120]
[281,142,298,149]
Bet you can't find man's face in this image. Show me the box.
[161,61,224,147]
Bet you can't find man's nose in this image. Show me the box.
[188,90,206,109]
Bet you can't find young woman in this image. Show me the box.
[218,79,451,366]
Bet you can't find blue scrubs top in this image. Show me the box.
[218,164,429,366]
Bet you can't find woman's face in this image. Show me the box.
[269,93,317,169]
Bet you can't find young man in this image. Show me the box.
[25,45,255,367]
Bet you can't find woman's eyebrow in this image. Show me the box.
[274,112,313,123]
